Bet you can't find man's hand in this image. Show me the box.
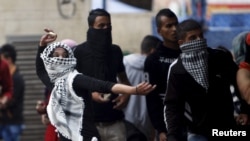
[92,92,110,103]
[41,114,50,125]
[159,132,167,141]
[112,94,130,110]
[39,28,57,47]
[235,114,249,125]
[0,96,8,109]
[135,82,156,95]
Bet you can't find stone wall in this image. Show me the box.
[0,0,155,53]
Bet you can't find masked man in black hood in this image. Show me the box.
[73,8,131,141]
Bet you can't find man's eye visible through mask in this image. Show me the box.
[98,23,111,29]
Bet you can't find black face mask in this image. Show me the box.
[86,27,112,80]
[87,27,112,50]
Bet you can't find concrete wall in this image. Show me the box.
[0,0,155,53]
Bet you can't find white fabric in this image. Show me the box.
[47,70,84,141]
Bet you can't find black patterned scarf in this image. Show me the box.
[180,39,209,91]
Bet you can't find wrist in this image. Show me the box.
[39,42,47,47]
[39,45,46,47]
[135,86,138,94]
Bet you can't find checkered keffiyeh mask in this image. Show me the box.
[40,42,76,83]
[180,39,209,91]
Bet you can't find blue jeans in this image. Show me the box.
[0,124,24,141]
[188,133,208,141]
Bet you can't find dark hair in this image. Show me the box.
[177,19,202,40]
[0,44,17,63]
[155,8,177,28]
[141,35,161,54]
[88,8,110,27]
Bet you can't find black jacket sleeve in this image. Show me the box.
[73,74,115,95]
[35,46,54,91]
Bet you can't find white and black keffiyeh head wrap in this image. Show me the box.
[180,39,209,91]
[41,42,85,141]
[40,42,76,83]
